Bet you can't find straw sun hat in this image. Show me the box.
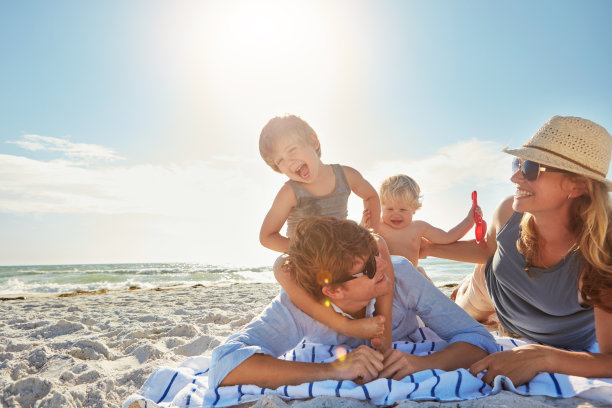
[503,116,612,190]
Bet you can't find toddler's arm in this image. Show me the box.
[420,204,482,245]
[260,184,297,253]
[273,256,385,340]
[342,166,381,232]
[371,235,395,353]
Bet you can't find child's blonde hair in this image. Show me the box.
[259,114,321,173]
[380,174,422,211]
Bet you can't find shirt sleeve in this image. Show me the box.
[208,293,306,388]
[394,257,497,354]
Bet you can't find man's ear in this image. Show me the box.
[321,284,344,300]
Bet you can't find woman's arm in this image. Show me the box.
[260,184,297,252]
[471,306,612,385]
[422,196,515,263]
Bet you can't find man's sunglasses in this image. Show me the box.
[333,253,379,284]
[512,157,568,181]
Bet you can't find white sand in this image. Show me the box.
[0,283,607,408]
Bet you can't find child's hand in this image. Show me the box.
[472,204,487,244]
[361,208,372,229]
[470,204,483,219]
[341,315,385,340]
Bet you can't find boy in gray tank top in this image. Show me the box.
[258,114,393,350]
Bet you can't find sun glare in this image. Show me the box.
[145,1,356,156]
[199,1,345,112]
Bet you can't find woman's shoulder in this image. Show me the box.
[492,196,517,233]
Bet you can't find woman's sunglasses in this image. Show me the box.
[512,158,568,181]
[333,253,379,284]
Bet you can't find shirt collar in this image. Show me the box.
[329,298,376,320]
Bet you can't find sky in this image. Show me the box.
[1,0,611,267]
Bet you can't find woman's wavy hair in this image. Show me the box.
[517,176,612,311]
[286,217,378,300]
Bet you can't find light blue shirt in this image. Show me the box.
[209,257,496,388]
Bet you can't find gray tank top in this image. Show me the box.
[285,164,350,239]
[485,211,595,349]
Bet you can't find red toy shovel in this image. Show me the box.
[472,191,487,244]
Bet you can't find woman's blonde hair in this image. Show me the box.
[379,174,422,211]
[259,114,321,173]
[517,176,612,311]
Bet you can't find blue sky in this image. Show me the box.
[1,0,611,266]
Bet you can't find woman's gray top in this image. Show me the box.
[285,164,350,239]
[485,211,595,349]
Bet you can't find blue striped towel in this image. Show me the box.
[123,328,612,407]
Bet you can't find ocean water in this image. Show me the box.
[0,258,475,297]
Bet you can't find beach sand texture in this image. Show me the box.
[0,283,608,408]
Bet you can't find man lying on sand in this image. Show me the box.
[209,217,496,389]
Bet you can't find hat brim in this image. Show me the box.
[502,146,612,191]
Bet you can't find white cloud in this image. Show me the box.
[0,146,282,265]
[0,154,275,218]
[7,134,124,163]
[0,138,511,217]
[0,138,516,266]
[366,139,509,193]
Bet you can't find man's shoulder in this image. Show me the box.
[276,290,316,323]
[391,256,431,291]
[391,255,419,272]
[391,256,421,279]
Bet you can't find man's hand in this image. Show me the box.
[470,344,547,386]
[378,349,425,380]
[329,345,384,384]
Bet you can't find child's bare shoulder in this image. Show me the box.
[380,222,419,239]
[408,219,432,230]
[277,181,298,201]
[339,165,360,180]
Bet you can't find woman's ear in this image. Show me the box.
[322,284,344,300]
[567,176,588,198]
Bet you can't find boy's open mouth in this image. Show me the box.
[297,164,310,179]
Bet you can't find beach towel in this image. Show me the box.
[123,328,612,407]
